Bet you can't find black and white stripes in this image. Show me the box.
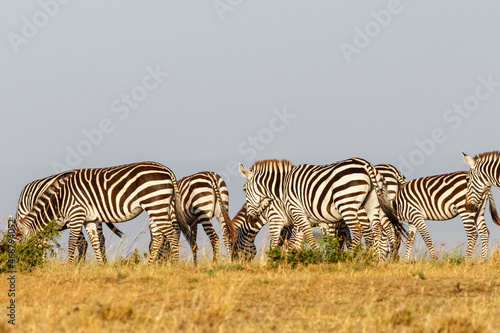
[14,162,190,264]
[239,158,404,253]
[394,171,498,260]
[14,173,124,262]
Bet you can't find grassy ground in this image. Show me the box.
[2,252,500,333]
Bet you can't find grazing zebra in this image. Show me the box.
[230,203,351,260]
[231,204,263,260]
[14,162,191,264]
[14,172,124,262]
[272,163,406,259]
[154,171,235,263]
[463,151,500,213]
[393,171,499,261]
[239,158,403,251]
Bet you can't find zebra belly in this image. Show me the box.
[307,207,343,224]
[419,205,458,221]
[90,206,144,223]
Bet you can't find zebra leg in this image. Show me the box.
[67,217,86,264]
[357,209,373,247]
[200,220,221,262]
[404,223,417,262]
[476,215,490,259]
[268,220,286,249]
[146,202,181,264]
[97,223,107,263]
[458,212,478,260]
[76,230,87,262]
[365,208,384,260]
[287,211,318,250]
[148,222,165,265]
[84,222,105,264]
[475,198,490,259]
[155,230,172,263]
[409,215,437,260]
[190,223,199,264]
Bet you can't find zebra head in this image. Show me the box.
[14,220,30,242]
[239,163,273,218]
[462,151,499,212]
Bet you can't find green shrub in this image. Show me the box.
[0,221,61,273]
[267,233,376,268]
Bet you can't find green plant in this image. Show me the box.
[267,233,376,268]
[0,221,61,272]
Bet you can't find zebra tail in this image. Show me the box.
[104,223,124,238]
[366,163,407,238]
[171,173,192,245]
[207,172,236,243]
[488,190,500,226]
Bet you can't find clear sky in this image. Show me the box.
[2,1,500,260]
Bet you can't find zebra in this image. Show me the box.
[14,162,191,264]
[154,171,236,263]
[463,151,500,213]
[238,158,403,252]
[230,204,263,260]
[393,171,499,261]
[270,163,406,259]
[360,164,408,259]
[13,172,124,262]
[230,203,352,260]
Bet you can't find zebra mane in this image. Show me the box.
[473,150,500,162]
[18,171,75,226]
[250,159,295,173]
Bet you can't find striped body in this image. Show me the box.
[284,164,406,259]
[239,158,403,252]
[394,171,497,260]
[155,171,235,263]
[15,173,123,262]
[14,162,190,264]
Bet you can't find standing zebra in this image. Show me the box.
[155,171,235,263]
[463,151,500,213]
[270,163,406,258]
[393,171,499,261]
[239,158,403,251]
[14,162,191,264]
[13,172,124,262]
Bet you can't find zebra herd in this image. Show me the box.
[9,151,500,264]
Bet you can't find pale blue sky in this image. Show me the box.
[2,1,500,260]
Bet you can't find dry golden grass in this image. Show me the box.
[2,251,500,333]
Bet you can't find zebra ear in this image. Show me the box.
[462,152,476,168]
[238,163,253,178]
